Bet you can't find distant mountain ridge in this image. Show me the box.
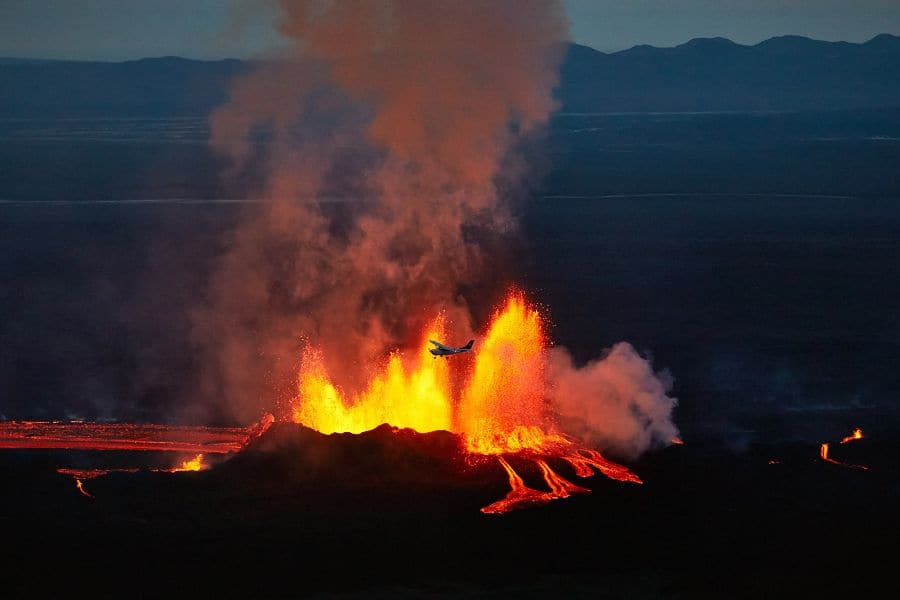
[560,33,900,112]
[0,56,246,117]
[1,34,898,116]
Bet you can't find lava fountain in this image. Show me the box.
[291,292,643,513]
[293,319,453,435]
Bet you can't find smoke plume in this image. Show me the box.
[548,343,679,459]
[195,0,568,422]
[196,0,678,458]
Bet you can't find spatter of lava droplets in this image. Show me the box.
[292,292,643,513]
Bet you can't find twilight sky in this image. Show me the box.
[1,0,898,60]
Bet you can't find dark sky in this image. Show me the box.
[1,0,898,60]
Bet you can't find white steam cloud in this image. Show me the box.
[549,343,679,458]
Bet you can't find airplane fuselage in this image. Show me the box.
[428,347,472,357]
[428,339,475,358]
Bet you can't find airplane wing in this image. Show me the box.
[429,340,452,350]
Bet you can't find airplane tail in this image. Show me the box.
[463,339,474,350]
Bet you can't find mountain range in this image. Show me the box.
[560,34,900,112]
[1,34,898,116]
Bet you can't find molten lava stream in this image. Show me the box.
[480,457,555,514]
[819,442,869,471]
[73,479,92,498]
[820,442,837,464]
[0,413,274,453]
[480,456,596,514]
[840,428,863,444]
[562,448,643,484]
[56,468,138,498]
[56,454,209,500]
[535,459,590,498]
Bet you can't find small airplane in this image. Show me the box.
[428,339,475,358]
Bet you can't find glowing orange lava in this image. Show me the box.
[480,457,554,514]
[458,295,550,454]
[293,293,562,454]
[561,448,644,484]
[840,427,863,444]
[54,456,208,499]
[0,414,275,453]
[820,438,869,471]
[74,479,92,498]
[536,460,590,498]
[57,468,139,498]
[293,319,453,435]
[171,454,206,472]
[291,292,644,513]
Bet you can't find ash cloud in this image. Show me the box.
[194,0,568,422]
[548,343,679,459]
[195,0,679,459]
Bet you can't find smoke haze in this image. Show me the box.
[195,0,567,422]
[549,344,679,459]
[197,0,677,457]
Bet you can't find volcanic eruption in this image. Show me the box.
[199,0,677,440]
[0,0,679,515]
[292,291,652,512]
[189,0,679,512]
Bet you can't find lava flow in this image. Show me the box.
[9,416,272,498]
[54,455,208,499]
[56,468,140,498]
[0,413,274,453]
[840,427,864,444]
[292,292,643,513]
[480,457,555,514]
[6,294,650,514]
[820,442,835,463]
[819,427,869,470]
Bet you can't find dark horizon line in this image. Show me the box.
[1,32,897,65]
